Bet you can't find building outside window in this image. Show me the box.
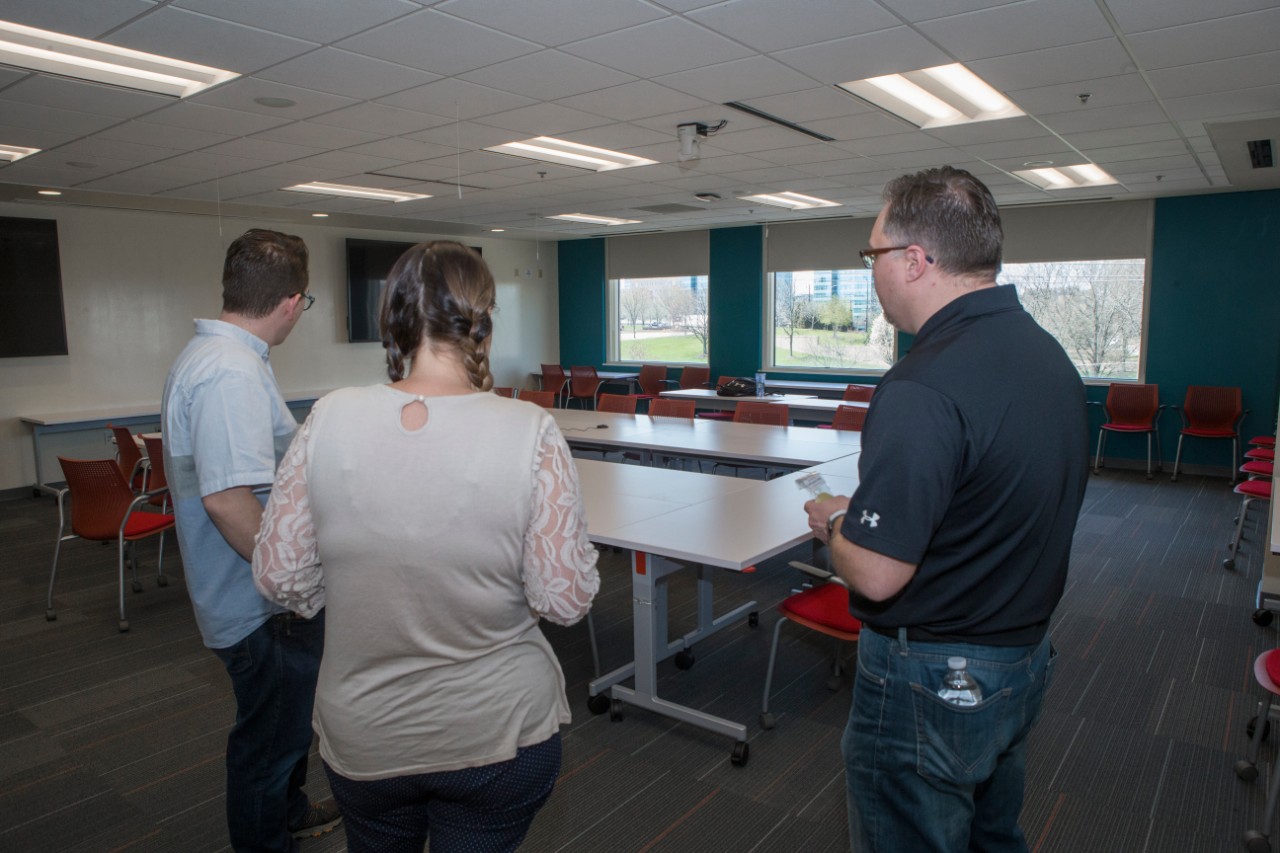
[767,268,892,371]
[610,275,709,364]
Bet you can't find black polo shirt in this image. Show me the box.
[841,284,1088,646]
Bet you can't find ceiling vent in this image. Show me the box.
[1247,139,1274,169]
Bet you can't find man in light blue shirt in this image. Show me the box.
[162,229,338,852]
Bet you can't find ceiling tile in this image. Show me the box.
[310,103,453,135]
[559,124,671,151]
[1007,74,1154,115]
[0,100,123,137]
[561,17,755,78]
[0,0,155,38]
[377,78,536,120]
[918,0,1113,62]
[343,138,461,162]
[173,0,419,44]
[190,77,359,120]
[158,150,278,177]
[1063,123,1181,150]
[1126,8,1280,70]
[253,121,384,149]
[460,50,635,101]
[473,103,612,136]
[288,150,407,175]
[438,0,668,46]
[968,39,1136,92]
[741,87,872,124]
[202,137,324,163]
[108,6,317,74]
[688,0,897,53]
[336,9,541,75]
[0,76,171,119]
[405,122,520,150]
[555,82,712,122]
[1037,102,1170,135]
[708,126,822,154]
[877,0,1018,23]
[1165,84,1280,124]
[43,137,185,166]
[1104,0,1278,34]
[804,112,915,142]
[139,102,294,136]
[256,49,441,101]
[99,120,234,150]
[773,27,950,83]
[1146,51,1280,101]
[655,56,817,103]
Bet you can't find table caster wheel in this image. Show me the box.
[674,650,695,670]
[1244,830,1270,853]
[608,698,623,721]
[748,612,759,628]
[587,693,610,715]
[118,619,129,633]
[731,741,749,767]
[131,580,143,593]
[1224,558,1236,570]
[1247,716,1270,742]
[1236,759,1259,782]
[1255,609,1274,627]
[45,609,56,622]
[157,575,169,587]
[759,713,775,730]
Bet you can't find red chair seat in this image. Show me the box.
[1251,436,1276,448]
[1102,423,1156,433]
[1241,461,1274,478]
[1247,448,1275,462]
[1264,650,1280,692]
[1182,428,1236,438]
[696,411,734,421]
[780,582,862,635]
[123,512,175,539]
[1235,479,1272,500]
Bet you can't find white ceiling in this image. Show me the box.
[0,0,1277,239]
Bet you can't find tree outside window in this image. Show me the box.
[611,275,709,364]
[767,270,889,370]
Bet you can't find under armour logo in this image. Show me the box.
[860,510,880,528]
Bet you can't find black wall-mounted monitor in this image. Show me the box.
[0,216,68,358]
[345,239,484,343]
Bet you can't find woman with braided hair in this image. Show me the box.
[252,240,599,852]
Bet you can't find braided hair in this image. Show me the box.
[379,241,495,390]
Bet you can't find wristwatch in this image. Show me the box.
[826,508,848,537]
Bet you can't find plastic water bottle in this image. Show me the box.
[755,371,766,397]
[937,657,982,706]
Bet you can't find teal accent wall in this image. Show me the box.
[558,191,1280,473]
[708,226,763,380]
[557,238,606,367]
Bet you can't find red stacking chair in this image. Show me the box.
[1223,478,1271,570]
[1234,650,1280,850]
[567,366,606,409]
[518,389,556,408]
[733,401,788,426]
[47,456,174,632]
[539,364,569,406]
[819,405,866,431]
[843,384,875,403]
[1170,386,1244,483]
[661,365,710,391]
[649,398,695,418]
[1250,436,1276,449]
[696,376,738,421]
[141,435,171,512]
[596,393,638,415]
[1093,383,1164,479]
[1247,447,1275,463]
[760,565,861,730]
[108,423,149,491]
[491,386,516,398]
[629,364,666,409]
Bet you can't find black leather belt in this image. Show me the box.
[866,623,949,642]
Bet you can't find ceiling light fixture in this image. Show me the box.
[485,136,657,172]
[0,143,40,163]
[738,191,840,210]
[1013,164,1118,190]
[490,228,505,232]
[548,213,642,225]
[310,212,328,218]
[837,63,1023,129]
[284,182,431,202]
[0,19,239,98]
[37,189,61,196]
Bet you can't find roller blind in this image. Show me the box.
[607,231,709,279]
[765,219,872,272]
[1000,199,1152,262]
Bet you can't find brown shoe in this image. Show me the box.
[289,799,342,839]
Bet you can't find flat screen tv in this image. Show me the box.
[0,216,68,357]
[345,239,483,343]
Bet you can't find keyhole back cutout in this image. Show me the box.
[400,397,429,431]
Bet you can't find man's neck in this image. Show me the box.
[218,311,275,348]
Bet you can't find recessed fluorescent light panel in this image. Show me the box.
[485,137,657,172]
[1013,164,1118,190]
[0,19,239,98]
[548,213,642,225]
[284,182,431,202]
[838,63,1023,129]
[739,191,840,210]
[0,143,40,163]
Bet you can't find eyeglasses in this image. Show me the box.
[297,292,315,311]
[858,246,911,269]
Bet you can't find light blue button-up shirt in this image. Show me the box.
[162,319,298,649]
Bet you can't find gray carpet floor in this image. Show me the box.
[0,466,1273,852]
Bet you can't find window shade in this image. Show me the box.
[1001,199,1152,262]
[765,219,873,272]
[607,231,709,279]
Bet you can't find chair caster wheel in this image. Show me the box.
[759,713,775,730]
[1225,559,1236,570]
[730,741,749,767]
[748,612,759,628]
[587,693,610,715]
[825,675,842,691]
[608,699,623,721]
[157,575,169,587]
[45,609,56,622]
[1236,759,1259,782]
[118,620,129,633]
[1247,716,1270,742]
[131,580,143,593]
[1254,609,1274,627]
[674,650,695,670]
[1244,830,1271,853]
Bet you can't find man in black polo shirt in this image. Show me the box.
[804,166,1087,852]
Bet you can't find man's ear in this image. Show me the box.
[904,245,932,281]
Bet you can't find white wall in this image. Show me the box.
[0,201,559,493]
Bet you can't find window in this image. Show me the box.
[609,275,709,364]
[766,269,892,371]
[998,259,1146,380]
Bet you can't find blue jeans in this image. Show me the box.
[844,628,1055,853]
[324,734,561,853]
[213,610,325,853]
